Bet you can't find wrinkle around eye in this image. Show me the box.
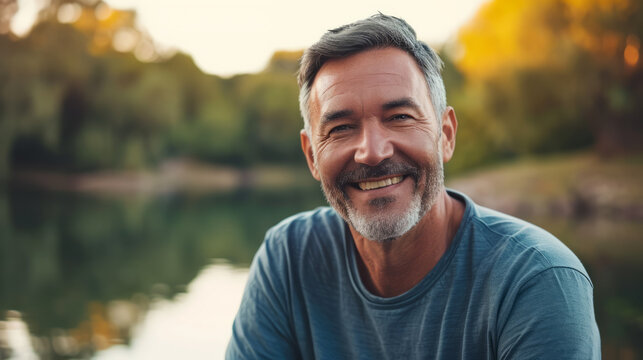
[313,135,334,159]
[315,125,351,150]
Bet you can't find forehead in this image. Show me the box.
[310,47,429,126]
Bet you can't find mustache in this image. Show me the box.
[336,159,419,187]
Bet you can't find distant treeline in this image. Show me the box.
[0,17,304,177]
[0,0,641,180]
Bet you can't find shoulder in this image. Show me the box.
[480,205,587,278]
[450,190,591,285]
[240,207,345,309]
[228,210,343,359]
[256,207,345,267]
[267,206,344,239]
[449,191,600,357]
[265,206,344,247]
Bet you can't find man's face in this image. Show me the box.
[301,47,451,242]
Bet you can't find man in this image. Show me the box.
[227,14,600,359]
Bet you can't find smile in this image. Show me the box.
[357,176,404,191]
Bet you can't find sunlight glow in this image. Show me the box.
[57,3,82,24]
[625,35,640,67]
[95,3,113,21]
[13,0,490,76]
[113,28,139,52]
[94,263,249,359]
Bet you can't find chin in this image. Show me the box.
[347,194,425,242]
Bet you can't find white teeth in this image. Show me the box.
[358,176,403,191]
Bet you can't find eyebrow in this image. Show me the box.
[321,109,354,126]
[382,97,421,111]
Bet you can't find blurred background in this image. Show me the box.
[0,0,641,358]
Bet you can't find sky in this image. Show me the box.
[12,0,490,77]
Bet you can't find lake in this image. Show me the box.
[0,185,641,359]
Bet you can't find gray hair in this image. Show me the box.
[297,13,447,134]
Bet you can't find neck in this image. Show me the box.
[350,189,464,297]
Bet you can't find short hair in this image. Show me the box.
[297,13,447,134]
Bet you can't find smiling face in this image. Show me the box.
[301,47,455,242]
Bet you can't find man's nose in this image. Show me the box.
[353,122,394,166]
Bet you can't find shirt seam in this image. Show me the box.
[520,265,594,289]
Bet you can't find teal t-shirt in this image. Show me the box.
[227,190,600,359]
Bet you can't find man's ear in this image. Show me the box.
[440,106,458,163]
[300,129,320,181]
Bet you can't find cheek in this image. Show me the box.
[315,142,354,179]
[392,132,440,163]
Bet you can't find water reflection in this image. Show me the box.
[94,263,248,359]
[0,186,323,359]
[0,263,248,360]
[1,311,38,359]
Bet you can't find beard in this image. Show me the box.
[319,150,444,242]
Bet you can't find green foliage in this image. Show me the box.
[232,70,303,164]
[0,186,324,334]
[0,5,306,177]
[264,50,303,74]
[452,0,643,165]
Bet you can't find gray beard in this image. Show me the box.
[319,153,444,242]
[346,189,424,242]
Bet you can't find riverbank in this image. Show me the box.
[8,151,643,220]
[447,151,643,220]
[9,158,316,195]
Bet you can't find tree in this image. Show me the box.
[454,0,642,157]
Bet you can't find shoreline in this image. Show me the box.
[448,152,643,220]
[5,152,643,219]
[8,159,315,195]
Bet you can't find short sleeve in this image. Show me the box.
[498,267,601,360]
[226,231,299,359]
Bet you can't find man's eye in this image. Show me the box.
[329,124,351,134]
[390,114,412,121]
